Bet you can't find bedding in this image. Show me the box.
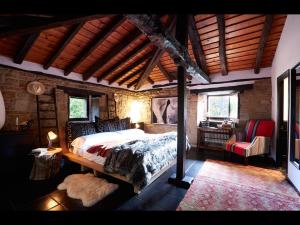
[70,129,150,165]
[104,132,181,190]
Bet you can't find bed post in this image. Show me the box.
[168,14,194,189]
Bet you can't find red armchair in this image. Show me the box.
[225,119,275,165]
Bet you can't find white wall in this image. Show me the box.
[271,15,300,191]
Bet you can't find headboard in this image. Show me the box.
[65,117,131,149]
[65,121,97,148]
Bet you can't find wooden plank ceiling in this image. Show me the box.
[0,14,286,89]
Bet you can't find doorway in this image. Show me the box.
[276,70,289,169]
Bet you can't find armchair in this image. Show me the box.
[225,119,275,165]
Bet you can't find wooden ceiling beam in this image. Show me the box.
[118,65,147,86]
[43,22,85,69]
[188,15,208,75]
[127,77,140,89]
[0,15,105,38]
[135,48,164,90]
[108,50,154,85]
[157,61,174,82]
[97,40,152,82]
[216,14,228,75]
[82,27,142,81]
[127,75,154,89]
[147,77,155,84]
[126,14,210,84]
[254,15,273,74]
[64,15,125,76]
[13,32,40,64]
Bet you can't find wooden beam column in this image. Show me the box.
[254,15,273,74]
[168,14,193,189]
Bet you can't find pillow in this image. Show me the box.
[95,116,120,133]
[66,122,97,146]
[119,117,131,130]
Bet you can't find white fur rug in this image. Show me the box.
[57,173,119,207]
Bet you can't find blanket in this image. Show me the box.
[104,132,189,190]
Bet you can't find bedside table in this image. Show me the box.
[29,148,62,180]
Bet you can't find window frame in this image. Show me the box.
[68,95,90,121]
[206,93,239,120]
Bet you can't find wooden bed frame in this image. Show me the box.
[63,151,176,194]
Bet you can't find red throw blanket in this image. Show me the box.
[87,145,111,157]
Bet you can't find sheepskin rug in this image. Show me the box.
[57,173,119,207]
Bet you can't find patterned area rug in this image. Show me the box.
[177,159,300,210]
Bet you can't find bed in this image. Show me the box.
[63,124,180,193]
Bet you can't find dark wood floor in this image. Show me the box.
[1,148,277,211]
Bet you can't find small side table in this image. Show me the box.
[29,148,62,180]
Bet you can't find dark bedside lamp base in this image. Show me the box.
[168,173,194,189]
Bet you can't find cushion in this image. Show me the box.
[245,119,275,142]
[225,142,251,156]
[95,116,120,132]
[66,122,97,146]
[119,117,131,130]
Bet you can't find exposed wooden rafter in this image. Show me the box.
[97,40,152,82]
[135,48,164,90]
[97,15,174,83]
[188,15,208,74]
[108,50,154,84]
[126,14,210,84]
[14,33,40,64]
[64,15,125,76]
[82,28,142,80]
[157,62,174,82]
[134,17,177,89]
[254,15,273,74]
[127,77,140,89]
[118,65,147,86]
[216,14,228,75]
[43,22,85,69]
[0,15,105,38]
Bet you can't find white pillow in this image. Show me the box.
[71,131,121,149]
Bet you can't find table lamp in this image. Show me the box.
[47,131,57,150]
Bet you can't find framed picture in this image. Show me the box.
[151,96,178,124]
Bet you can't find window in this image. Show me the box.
[207,94,238,119]
[69,96,89,120]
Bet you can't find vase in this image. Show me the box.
[0,89,5,130]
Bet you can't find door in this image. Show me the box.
[287,64,300,192]
[276,71,289,168]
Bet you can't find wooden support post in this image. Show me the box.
[168,14,193,189]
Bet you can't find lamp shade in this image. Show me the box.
[27,81,45,95]
[47,131,57,141]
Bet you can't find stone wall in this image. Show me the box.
[115,79,272,146]
[0,67,132,147]
[0,66,272,148]
[238,79,272,126]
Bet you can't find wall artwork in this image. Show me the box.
[152,97,178,124]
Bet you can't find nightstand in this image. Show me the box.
[29,148,62,180]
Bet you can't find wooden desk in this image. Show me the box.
[197,126,233,151]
